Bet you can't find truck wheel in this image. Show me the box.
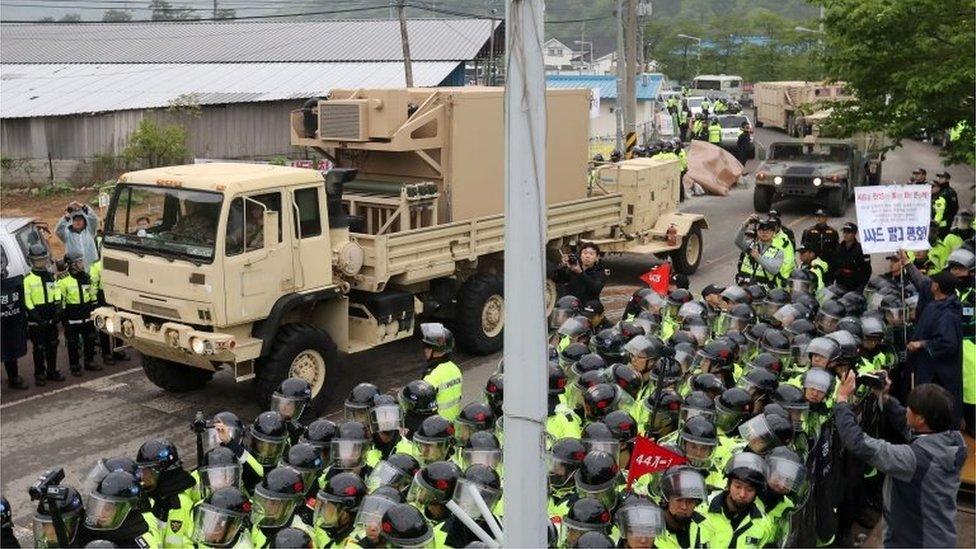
[454,274,504,355]
[826,187,847,216]
[671,223,704,275]
[753,186,774,212]
[255,323,338,417]
[142,356,214,393]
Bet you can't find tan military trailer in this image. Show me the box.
[93,87,706,412]
[753,81,849,136]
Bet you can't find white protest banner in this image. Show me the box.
[589,88,601,119]
[854,185,931,254]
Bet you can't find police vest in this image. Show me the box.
[424,360,463,420]
[708,124,722,143]
[678,149,688,171]
[700,492,774,548]
[806,257,829,291]
[90,260,104,293]
[159,492,195,548]
[737,245,783,286]
[546,403,583,442]
[654,513,707,548]
[58,273,96,321]
[23,271,61,320]
[932,195,948,227]
[678,109,689,124]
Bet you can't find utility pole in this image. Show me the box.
[623,0,638,156]
[397,0,414,87]
[502,0,548,547]
[212,0,217,19]
[615,0,625,151]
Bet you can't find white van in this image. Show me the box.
[690,74,745,101]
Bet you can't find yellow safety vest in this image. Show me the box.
[90,260,103,292]
[23,271,61,312]
[708,124,722,144]
[424,360,463,420]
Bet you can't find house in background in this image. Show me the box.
[543,38,577,71]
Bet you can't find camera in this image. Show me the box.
[568,253,579,266]
[29,469,68,502]
[857,371,887,390]
[192,411,215,434]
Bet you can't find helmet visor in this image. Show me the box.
[790,277,812,295]
[773,305,803,328]
[451,478,502,520]
[687,324,711,345]
[271,394,307,422]
[720,286,749,305]
[814,310,841,334]
[249,433,287,466]
[80,459,113,497]
[33,510,80,546]
[190,503,244,547]
[407,472,449,505]
[199,464,243,498]
[550,307,575,331]
[660,468,707,501]
[135,464,160,492]
[767,457,806,495]
[713,404,743,434]
[461,448,503,471]
[760,299,783,321]
[384,526,434,548]
[84,492,134,530]
[413,437,450,464]
[806,337,838,362]
[673,348,694,372]
[738,415,779,454]
[343,401,372,425]
[313,493,345,528]
[354,494,398,539]
[680,404,716,424]
[803,368,835,394]
[204,423,243,453]
[883,305,905,327]
[366,460,411,492]
[677,302,706,321]
[582,439,621,463]
[547,455,580,488]
[680,438,716,468]
[558,318,591,339]
[330,439,368,469]
[371,404,404,433]
[642,293,667,314]
[251,488,299,528]
[616,505,665,538]
[792,341,811,367]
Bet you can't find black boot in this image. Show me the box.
[47,370,67,382]
[7,376,28,390]
[85,361,103,372]
[35,375,47,386]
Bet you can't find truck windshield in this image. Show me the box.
[693,79,722,90]
[103,184,223,263]
[769,143,851,163]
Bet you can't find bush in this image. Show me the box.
[122,118,188,169]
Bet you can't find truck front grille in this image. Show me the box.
[131,300,181,320]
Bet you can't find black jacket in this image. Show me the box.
[555,262,607,303]
[829,240,871,291]
[801,223,839,258]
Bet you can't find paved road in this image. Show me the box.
[1,132,972,542]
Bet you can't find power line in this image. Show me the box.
[0,3,394,22]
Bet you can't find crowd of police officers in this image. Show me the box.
[2,198,972,548]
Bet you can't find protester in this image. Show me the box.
[555,243,608,303]
[55,201,100,268]
[835,373,966,548]
[829,222,872,291]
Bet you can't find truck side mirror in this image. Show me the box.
[264,210,279,248]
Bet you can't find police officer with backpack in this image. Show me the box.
[23,244,64,385]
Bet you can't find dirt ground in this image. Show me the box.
[1,189,100,257]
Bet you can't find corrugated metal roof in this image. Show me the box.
[0,19,500,64]
[546,73,664,101]
[0,62,461,118]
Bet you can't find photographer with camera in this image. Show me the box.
[55,201,100,269]
[734,215,789,288]
[835,373,966,548]
[555,242,608,304]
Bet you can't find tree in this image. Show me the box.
[215,8,236,19]
[37,16,55,22]
[102,9,133,22]
[59,13,82,22]
[149,0,199,21]
[122,118,188,169]
[816,0,975,164]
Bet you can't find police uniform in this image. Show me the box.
[58,266,98,372]
[708,122,722,145]
[423,357,463,421]
[802,257,830,292]
[23,266,62,380]
[699,491,775,548]
[1,268,28,387]
[801,222,839,259]
[546,402,583,441]
[654,511,707,548]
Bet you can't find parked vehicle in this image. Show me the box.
[94,87,708,412]
[753,81,848,136]
[0,217,53,276]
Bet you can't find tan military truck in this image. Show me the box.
[93,87,706,412]
[753,81,849,136]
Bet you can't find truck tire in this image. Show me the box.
[454,274,504,355]
[753,186,774,212]
[826,186,847,216]
[142,356,214,393]
[255,323,338,417]
[671,223,704,275]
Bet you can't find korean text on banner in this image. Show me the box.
[854,185,932,254]
[590,88,601,119]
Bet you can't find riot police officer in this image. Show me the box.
[420,323,463,420]
[23,243,64,385]
[700,452,775,547]
[136,438,196,548]
[313,471,367,546]
[190,487,252,548]
[1,250,28,389]
[77,470,158,547]
[656,466,708,548]
[250,466,309,546]
[379,503,435,547]
[58,251,100,376]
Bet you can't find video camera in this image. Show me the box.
[192,411,215,434]
[29,469,69,503]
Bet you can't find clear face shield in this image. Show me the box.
[680,403,716,425]
[643,406,679,437]
[883,305,905,327]
[767,457,806,497]
[582,438,621,465]
[561,518,607,547]
[686,323,711,346]
[366,461,413,492]
[672,348,695,373]
[407,473,451,506]
[33,509,81,547]
[199,464,243,499]
[642,293,668,316]
[314,493,352,529]
[413,436,451,465]
[190,503,245,547]
[354,494,398,544]
[271,393,308,422]
[713,402,743,434]
[773,305,803,329]
[203,421,243,454]
[251,487,299,529]
[451,479,502,520]
[616,505,665,547]
[738,415,780,454]
[548,454,580,489]
[370,404,404,434]
[461,448,503,471]
[792,340,811,368]
[803,369,835,395]
[790,277,812,296]
[814,310,841,334]
[660,468,707,503]
[558,318,591,340]
[330,439,368,470]
[80,460,115,497]
[84,492,136,531]
[249,432,287,466]
[680,436,717,469]
[760,299,784,321]
[576,481,618,514]
[550,306,576,332]
[344,401,372,426]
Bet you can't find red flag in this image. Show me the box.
[639,262,671,295]
[626,435,688,489]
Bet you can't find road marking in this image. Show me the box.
[0,366,141,410]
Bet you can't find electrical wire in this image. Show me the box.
[0,3,392,23]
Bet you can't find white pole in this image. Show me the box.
[503,0,548,547]
[445,500,499,547]
[467,483,505,542]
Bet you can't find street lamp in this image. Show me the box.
[574,40,593,72]
[794,26,822,34]
[676,34,702,80]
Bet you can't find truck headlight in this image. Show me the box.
[105,317,117,334]
[190,337,213,355]
[121,319,135,338]
[773,176,783,185]
[94,315,105,330]
[813,177,823,186]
